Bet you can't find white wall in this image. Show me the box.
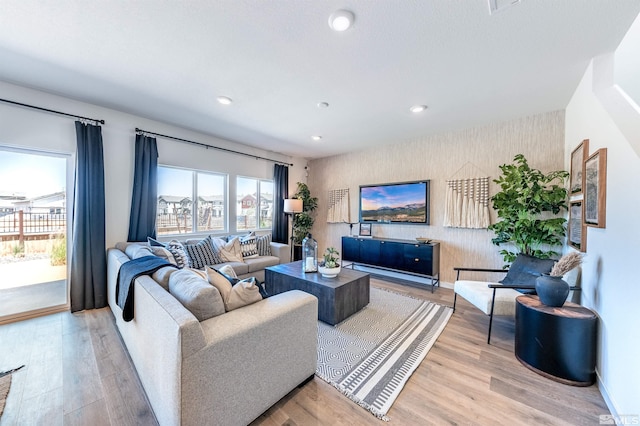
[308,110,565,285]
[0,81,305,247]
[565,60,640,415]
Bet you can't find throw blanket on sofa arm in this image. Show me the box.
[117,255,177,322]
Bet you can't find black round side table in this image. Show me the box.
[515,295,597,386]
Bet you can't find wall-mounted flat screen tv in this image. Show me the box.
[359,180,430,225]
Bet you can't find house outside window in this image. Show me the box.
[157,166,227,236]
[236,177,273,231]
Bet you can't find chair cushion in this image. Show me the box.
[499,253,555,293]
[454,280,522,316]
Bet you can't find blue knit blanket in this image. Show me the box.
[116,255,177,322]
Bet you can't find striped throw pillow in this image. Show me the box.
[166,240,192,269]
[185,235,223,269]
[255,234,272,256]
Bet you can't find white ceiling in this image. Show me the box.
[1,1,639,159]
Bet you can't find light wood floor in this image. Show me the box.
[0,277,609,425]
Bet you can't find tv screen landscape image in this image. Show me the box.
[359,180,430,225]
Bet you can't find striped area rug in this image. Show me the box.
[316,287,452,421]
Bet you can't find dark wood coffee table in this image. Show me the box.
[265,261,370,325]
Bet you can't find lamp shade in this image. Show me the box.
[284,199,303,213]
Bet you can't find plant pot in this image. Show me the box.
[318,265,341,278]
[535,273,569,307]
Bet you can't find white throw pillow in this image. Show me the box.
[206,266,261,311]
[219,237,244,263]
[218,264,238,278]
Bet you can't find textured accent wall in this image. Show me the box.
[308,110,565,285]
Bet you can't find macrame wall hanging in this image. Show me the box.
[327,188,350,223]
[443,177,491,229]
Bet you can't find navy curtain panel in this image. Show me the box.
[70,121,107,312]
[272,164,289,243]
[127,134,158,241]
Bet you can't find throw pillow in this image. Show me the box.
[255,233,272,256]
[219,237,244,263]
[218,264,238,278]
[166,240,192,269]
[184,235,221,269]
[206,266,262,311]
[168,269,225,321]
[146,237,177,264]
[239,234,259,259]
[500,253,555,294]
[147,237,164,247]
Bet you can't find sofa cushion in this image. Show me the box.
[152,266,179,291]
[166,240,192,269]
[169,269,225,321]
[239,234,259,259]
[255,234,272,256]
[244,256,280,273]
[215,261,249,276]
[184,235,223,269]
[206,266,262,311]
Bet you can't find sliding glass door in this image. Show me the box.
[0,147,70,323]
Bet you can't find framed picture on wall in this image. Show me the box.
[568,200,586,252]
[570,139,589,195]
[584,148,607,228]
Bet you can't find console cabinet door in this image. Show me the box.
[380,241,404,270]
[403,244,433,275]
[342,237,360,262]
[360,239,381,264]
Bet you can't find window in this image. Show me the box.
[157,166,226,235]
[236,177,273,231]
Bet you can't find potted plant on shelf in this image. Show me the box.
[535,251,584,307]
[488,154,570,266]
[318,247,341,278]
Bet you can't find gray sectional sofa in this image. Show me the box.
[106,240,318,426]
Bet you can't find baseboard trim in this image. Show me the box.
[0,303,68,325]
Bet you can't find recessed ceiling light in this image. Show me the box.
[311,135,322,141]
[409,105,428,113]
[328,10,355,31]
[317,102,329,108]
[217,96,233,105]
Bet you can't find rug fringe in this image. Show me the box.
[315,372,390,422]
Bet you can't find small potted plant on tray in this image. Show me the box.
[318,247,341,278]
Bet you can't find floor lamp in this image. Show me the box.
[284,199,303,262]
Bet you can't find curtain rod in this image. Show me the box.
[135,127,293,166]
[0,98,105,125]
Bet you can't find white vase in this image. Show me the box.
[318,265,341,278]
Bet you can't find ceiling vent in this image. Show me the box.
[488,0,521,15]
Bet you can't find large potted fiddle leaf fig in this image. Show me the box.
[292,182,318,244]
[488,154,569,265]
